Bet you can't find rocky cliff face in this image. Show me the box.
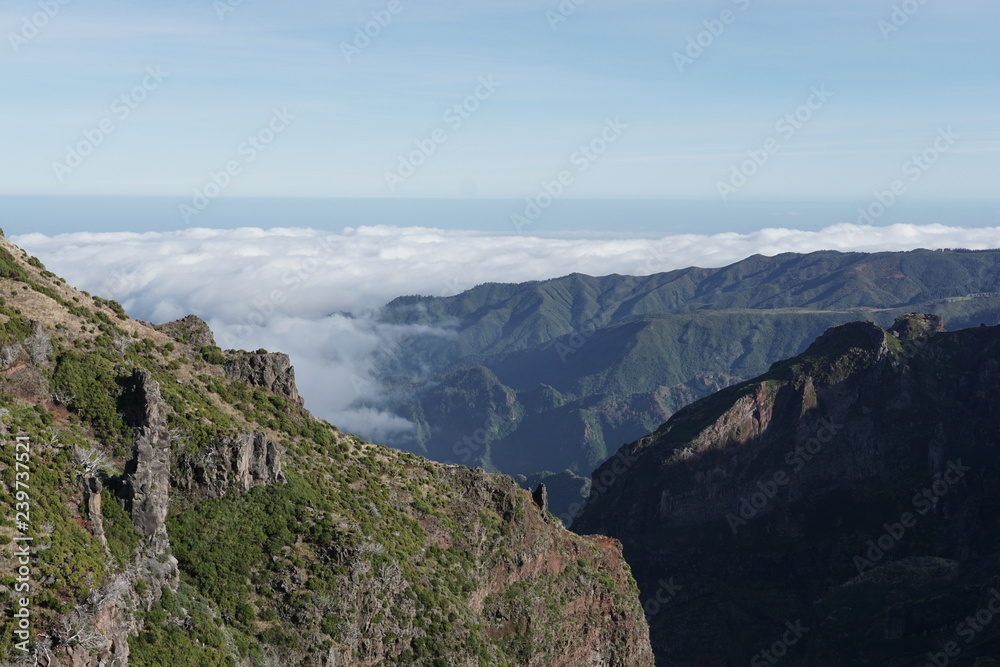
[0,237,652,666]
[121,370,172,538]
[120,369,179,595]
[153,314,216,348]
[224,351,303,406]
[576,314,1000,665]
[172,432,285,500]
[309,464,653,666]
[442,467,650,667]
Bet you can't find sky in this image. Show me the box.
[5,0,1000,439]
[1,0,998,206]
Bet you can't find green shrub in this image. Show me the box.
[51,351,128,447]
[0,310,32,345]
[0,249,29,281]
[168,483,302,617]
[199,345,227,365]
[101,488,139,567]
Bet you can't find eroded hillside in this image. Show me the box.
[0,234,653,666]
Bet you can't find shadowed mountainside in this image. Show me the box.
[575,313,1000,665]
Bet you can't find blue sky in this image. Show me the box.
[3,0,998,204]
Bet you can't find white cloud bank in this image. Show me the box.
[15,223,1000,439]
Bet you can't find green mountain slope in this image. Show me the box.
[0,235,653,666]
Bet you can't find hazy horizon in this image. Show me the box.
[4,195,999,238]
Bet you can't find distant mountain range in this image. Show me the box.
[575,313,1000,664]
[371,249,1000,519]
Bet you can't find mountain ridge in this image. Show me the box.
[371,249,1000,520]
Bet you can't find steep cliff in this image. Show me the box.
[224,351,303,407]
[576,314,1000,665]
[0,238,653,666]
[172,432,285,501]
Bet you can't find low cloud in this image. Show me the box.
[15,223,1000,438]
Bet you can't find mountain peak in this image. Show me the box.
[803,318,889,357]
[888,311,946,340]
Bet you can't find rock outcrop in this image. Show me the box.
[224,351,303,406]
[37,371,181,666]
[531,482,548,513]
[888,311,945,340]
[172,432,285,500]
[120,370,180,602]
[423,466,653,667]
[117,376,177,619]
[153,314,216,347]
[121,370,172,538]
[82,475,106,547]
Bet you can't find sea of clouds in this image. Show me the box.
[15,223,1000,441]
